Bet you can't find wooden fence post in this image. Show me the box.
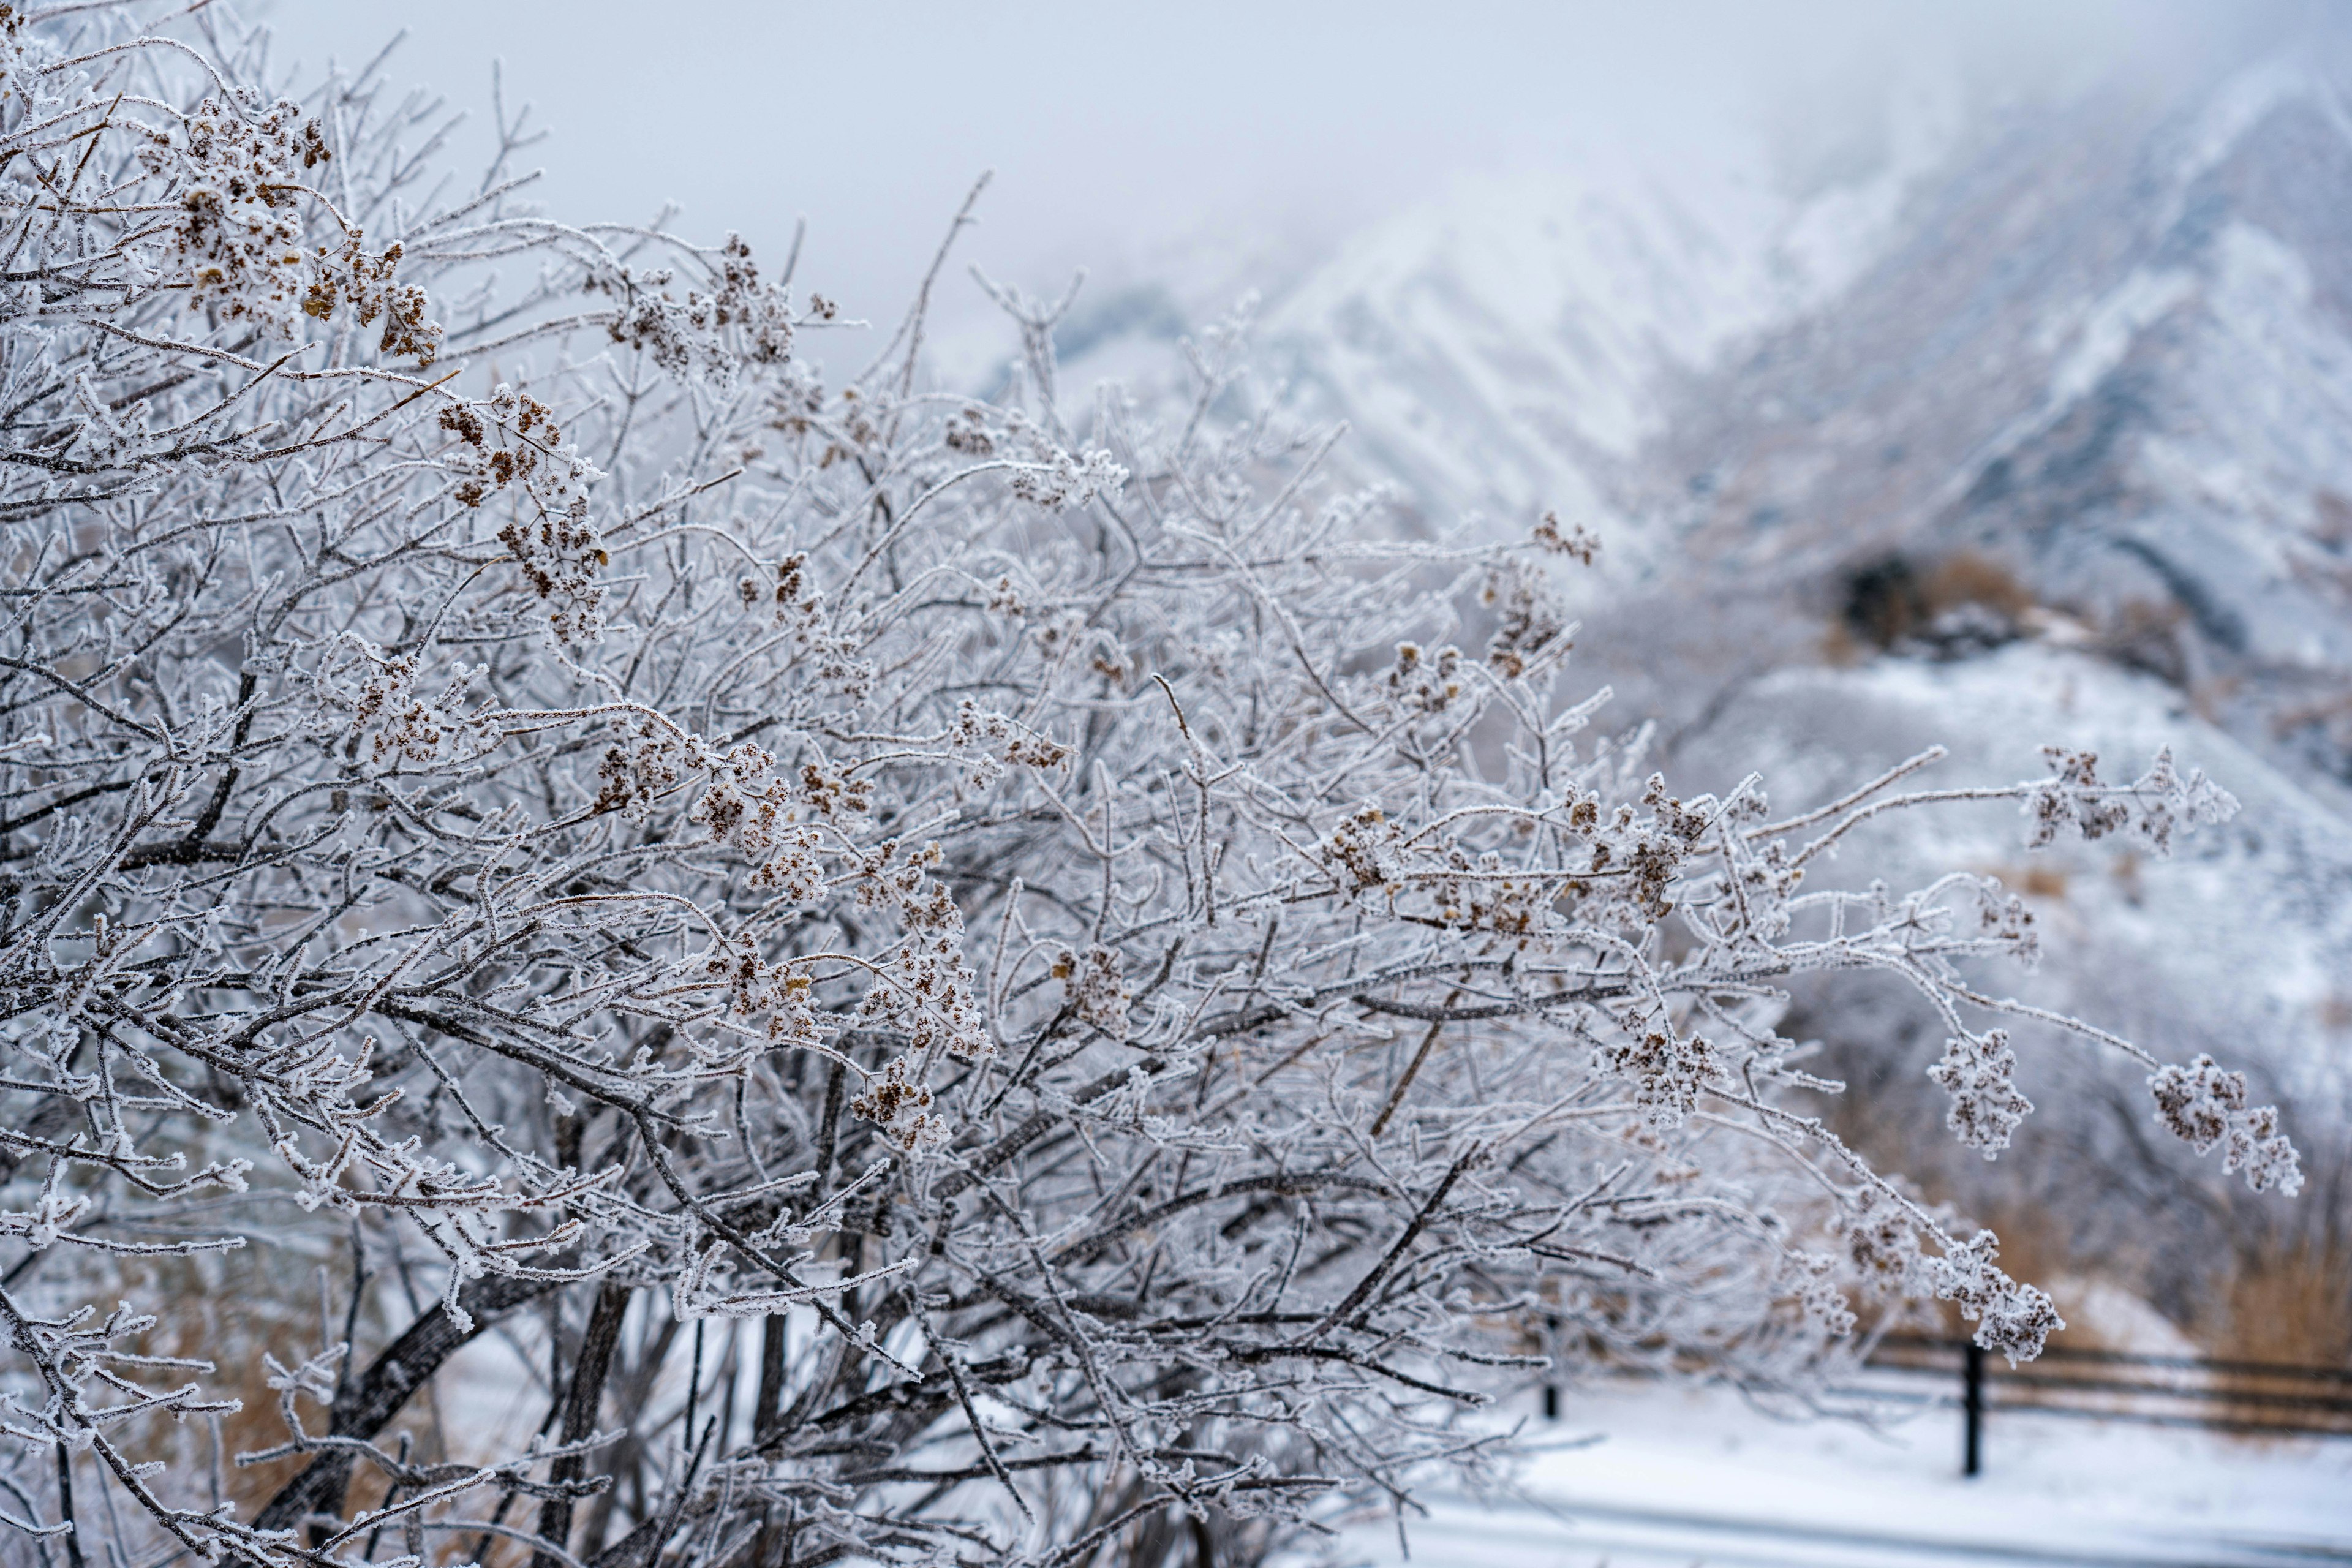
[1963,1340,1985,1477]
[1542,1314,1561,1420]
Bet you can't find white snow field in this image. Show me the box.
[1310,1379,2352,1568]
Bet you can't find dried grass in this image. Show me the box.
[1836,549,2039,653]
[1923,553,2037,621]
[114,1248,323,1517]
[1978,863,2071,902]
[113,1240,459,1528]
[2207,1236,2352,1370]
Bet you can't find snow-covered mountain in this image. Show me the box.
[1245,143,1918,543]
[1637,54,2352,1142]
[1273,101,1967,516]
[1046,70,1963,541]
[1648,55,2352,725]
[1069,47,2352,740]
[1058,42,2352,1303]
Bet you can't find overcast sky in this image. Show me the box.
[258,2,2302,337]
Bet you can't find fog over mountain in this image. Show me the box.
[261,2,2290,356]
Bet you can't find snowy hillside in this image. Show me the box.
[1631,53,2352,1133]
[1649,55,2352,724]
[1670,641,2352,1115]
[1052,74,1964,549]
[1254,87,1969,533]
[1051,40,2352,1349]
[1058,40,2352,946]
[1059,49,2352,763]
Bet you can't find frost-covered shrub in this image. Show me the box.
[0,8,2302,1567]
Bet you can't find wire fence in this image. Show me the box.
[1857,1335,2352,1474]
[1540,1329,2352,1476]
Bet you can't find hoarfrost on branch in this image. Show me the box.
[0,8,2301,1566]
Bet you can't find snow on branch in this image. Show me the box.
[0,7,2303,1566]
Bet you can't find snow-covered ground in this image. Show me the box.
[1313,1379,2352,1568]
